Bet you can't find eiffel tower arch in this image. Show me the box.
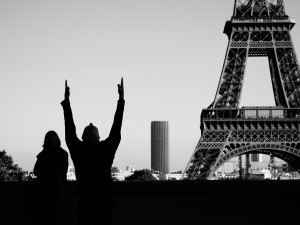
[183,0,300,180]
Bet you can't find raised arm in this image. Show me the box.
[108,78,125,141]
[61,80,80,148]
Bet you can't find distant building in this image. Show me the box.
[151,121,170,178]
[25,170,36,179]
[218,162,235,173]
[126,165,135,173]
[67,166,76,181]
[111,167,120,173]
[111,166,135,181]
[111,171,133,181]
[251,153,262,162]
[166,173,186,180]
[218,155,285,172]
[250,169,271,179]
[151,170,185,180]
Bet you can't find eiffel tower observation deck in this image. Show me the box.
[183,0,300,180]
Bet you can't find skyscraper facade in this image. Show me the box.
[251,153,262,162]
[151,121,170,176]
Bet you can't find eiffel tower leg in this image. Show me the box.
[183,130,233,180]
[269,30,300,108]
[268,49,288,107]
[213,33,249,108]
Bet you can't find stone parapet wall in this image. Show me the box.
[1,180,299,225]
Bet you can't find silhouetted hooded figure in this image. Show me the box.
[34,130,69,182]
[33,130,69,225]
[61,79,125,225]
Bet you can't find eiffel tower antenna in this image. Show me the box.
[183,0,300,180]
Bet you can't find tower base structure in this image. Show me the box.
[184,107,300,179]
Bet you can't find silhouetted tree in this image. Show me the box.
[0,150,31,181]
[125,169,157,181]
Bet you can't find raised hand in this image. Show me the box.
[118,77,124,99]
[65,80,70,100]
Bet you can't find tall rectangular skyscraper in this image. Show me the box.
[151,121,170,175]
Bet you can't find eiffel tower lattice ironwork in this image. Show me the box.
[183,0,300,180]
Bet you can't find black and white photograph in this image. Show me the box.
[1,1,300,225]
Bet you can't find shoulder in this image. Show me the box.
[59,148,69,157]
[36,149,45,159]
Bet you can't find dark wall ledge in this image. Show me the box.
[1,180,299,225]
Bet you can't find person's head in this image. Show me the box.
[43,130,61,148]
[82,123,100,145]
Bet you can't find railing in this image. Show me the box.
[230,16,295,23]
[201,107,300,120]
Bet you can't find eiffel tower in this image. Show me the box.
[183,0,300,180]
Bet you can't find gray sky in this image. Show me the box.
[1,0,300,171]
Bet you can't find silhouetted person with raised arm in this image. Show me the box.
[61,78,125,225]
[33,130,69,225]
